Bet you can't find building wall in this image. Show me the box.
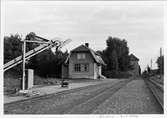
[94,63,97,79]
[130,60,140,76]
[68,52,95,79]
[98,65,102,76]
[62,64,68,79]
[93,64,102,79]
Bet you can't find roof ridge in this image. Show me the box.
[65,43,106,65]
[130,53,139,61]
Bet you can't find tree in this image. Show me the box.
[24,32,69,77]
[101,36,130,72]
[4,33,39,73]
[4,34,22,63]
[25,32,40,70]
[4,32,69,78]
[107,49,118,70]
[156,55,164,74]
[4,34,22,73]
[34,49,69,77]
[139,65,141,75]
[25,32,39,52]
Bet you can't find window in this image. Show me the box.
[74,64,81,72]
[74,63,89,72]
[77,53,85,60]
[84,64,89,72]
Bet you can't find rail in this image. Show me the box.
[144,78,164,110]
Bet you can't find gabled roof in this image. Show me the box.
[71,45,90,52]
[65,44,106,65]
[130,54,139,61]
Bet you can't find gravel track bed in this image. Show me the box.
[92,79,163,114]
[4,79,124,114]
[66,79,131,114]
[145,79,163,109]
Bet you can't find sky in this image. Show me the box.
[2,1,164,71]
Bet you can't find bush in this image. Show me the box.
[34,75,60,85]
[4,71,22,95]
[103,70,132,78]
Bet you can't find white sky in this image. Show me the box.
[2,1,164,71]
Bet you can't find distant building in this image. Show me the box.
[129,54,140,76]
[62,43,106,79]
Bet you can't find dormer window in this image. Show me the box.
[77,53,85,60]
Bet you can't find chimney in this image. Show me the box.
[85,43,89,47]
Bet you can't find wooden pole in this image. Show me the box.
[25,40,50,44]
[22,40,26,90]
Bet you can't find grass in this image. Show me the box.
[4,73,102,95]
[4,73,60,95]
[4,72,21,95]
[34,75,60,85]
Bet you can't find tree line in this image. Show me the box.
[4,32,136,78]
[96,36,133,78]
[143,55,164,76]
[4,33,68,78]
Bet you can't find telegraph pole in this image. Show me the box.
[160,48,162,57]
[160,47,162,79]
[150,59,152,70]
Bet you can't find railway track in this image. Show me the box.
[4,80,121,106]
[144,78,164,111]
[4,79,131,114]
[66,79,131,114]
